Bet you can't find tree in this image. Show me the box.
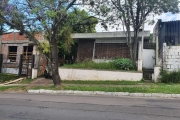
[0,0,94,86]
[57,9,98,61]
[0,0,8,55]
[39,9,98,64]
[68,9,98,33]
[90,0,179,65]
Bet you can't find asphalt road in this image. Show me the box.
[0,93,180,120]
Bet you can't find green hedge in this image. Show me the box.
[160,70,180,83]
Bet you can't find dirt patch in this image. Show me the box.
[25,77,53,89]
[30,77,53,85]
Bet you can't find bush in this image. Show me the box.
[111,58,134,70]
[0,73,18,83]
[62,58,135,71]
[63,61,116,70]
[160,70,180,83]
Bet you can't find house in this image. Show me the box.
[0,32,47,77]
[153,20,180,72]
[72,31,150,63]
[0,31,151,80]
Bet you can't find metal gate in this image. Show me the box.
[18,54,35,78]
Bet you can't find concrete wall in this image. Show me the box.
[1,68,19,74]
[72,31,150,39]
[59,68,142,81]
[163,44,180,71]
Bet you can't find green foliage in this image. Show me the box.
[58,9,98,57]
[141,78,145,82]
[160,70,180,83]
[38,41,50,55]
[58,26,74,54]
[150,34,153,42]
[112,58,134,70]
[68,9,98,33]
[45,10,57,18]
[62,59,135,71]
[62,61,116,70]
[0,73,18,83]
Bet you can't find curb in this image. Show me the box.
[27,89,180,98]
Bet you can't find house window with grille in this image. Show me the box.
[23,46,33,62]
[8,46,17,62]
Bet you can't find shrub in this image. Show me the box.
[160,70,180,83]
[62,58,135,71]
[63,61,116,70]
[0,73,18,83]
[112,58,134,70]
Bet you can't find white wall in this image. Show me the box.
[1,68,19,74]
[59,68,142,81]
[163,44,180,71]
[138,41,155,69]
[142,49,155,69]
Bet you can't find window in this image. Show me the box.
[23,46,33,62]
[8,46,17,62]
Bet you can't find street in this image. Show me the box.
[0,93,180,120]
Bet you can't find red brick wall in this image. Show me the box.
[95,43,130,59]
[2,32,29,41]
[77,39,95,61]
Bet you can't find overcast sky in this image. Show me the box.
[95,12,180,33]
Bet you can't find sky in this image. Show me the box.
[95,12,180,33]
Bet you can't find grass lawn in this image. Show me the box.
[62,80,143,85]
[19,79,34,84]
[62,84,180,94]
[0,86,26,92]
[28,80,180,94]
[1,78,180,94]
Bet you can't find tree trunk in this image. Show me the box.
[50,37,61,86]
[132,31,138,67]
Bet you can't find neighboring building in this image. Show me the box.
[72,31,150,62]
[0,32,47,76]
[153,20,180,71]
